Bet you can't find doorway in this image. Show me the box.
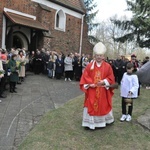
[13,35,23,49]
[12,32,29,50]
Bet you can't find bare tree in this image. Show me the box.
[93,15,142,59]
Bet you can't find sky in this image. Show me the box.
[94,0,133,22]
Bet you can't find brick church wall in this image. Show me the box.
[0,0,93,55]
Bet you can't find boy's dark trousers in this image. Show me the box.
[122,97,133,116]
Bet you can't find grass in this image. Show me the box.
[19,87,150,150]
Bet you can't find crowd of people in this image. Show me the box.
[28,49,92,81]
[0,47,28,102]
[0,47,91,102]
[0,44,149,131]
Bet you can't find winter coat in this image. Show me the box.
[17,55,26,77]
[8,59,19,82]
[55,58,64,73]
[64,56,73,71]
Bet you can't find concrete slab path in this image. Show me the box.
[0,72,82,150]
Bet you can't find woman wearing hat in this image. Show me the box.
[8,54,19,93]
[80,42,115,130]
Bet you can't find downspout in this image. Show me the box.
[79,14,85,55]
[2,15,6,49]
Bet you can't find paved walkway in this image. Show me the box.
[137,109,150,130]
[0,72,82,150]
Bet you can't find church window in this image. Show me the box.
[55,10,66,32]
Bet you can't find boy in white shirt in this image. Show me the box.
[120,62,139,122]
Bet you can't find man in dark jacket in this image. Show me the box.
[113,54,126,84]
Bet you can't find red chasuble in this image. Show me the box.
[80,61,115,116]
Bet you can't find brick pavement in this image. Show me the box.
[0,72,82,150]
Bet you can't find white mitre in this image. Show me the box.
[93,42,107,55]
[90,42,106,70]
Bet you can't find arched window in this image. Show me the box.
[56,13,59,28]
[55,10,66,32]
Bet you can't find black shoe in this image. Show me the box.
[0,94,7,98]
[10,90,13,93]
[17,82,21,84]
[13,90,17,93]
[84,127,95,131]
[84,127,90,130]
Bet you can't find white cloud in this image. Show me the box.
[94,0,132,22]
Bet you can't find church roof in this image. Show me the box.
[49,0,86,14]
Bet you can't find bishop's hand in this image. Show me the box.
[97,80,105,87]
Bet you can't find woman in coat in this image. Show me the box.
[64,53,74,81]
[55,53,64,79]
[17,50,26,82]
[8,54,19,93]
